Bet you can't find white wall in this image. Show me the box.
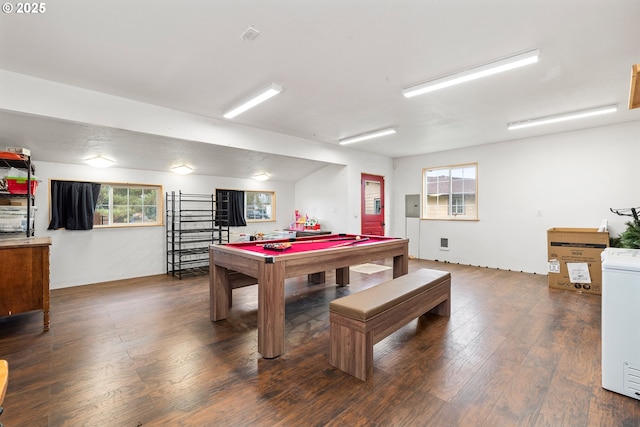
[391,120,640,274]
[294,152,395,236]
[294,164,348,233]
[35,161,296,289]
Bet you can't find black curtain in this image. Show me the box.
[216,189,246,227]
[48,180,101,230]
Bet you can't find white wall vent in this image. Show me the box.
[440,238,449,251]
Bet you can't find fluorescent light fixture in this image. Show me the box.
[339,127,397,145]
[84,156,114,168]
[223,83,283,119]
[171,165,194,175]
[507,104,618,130]
[252,173,270,181]
[402,49,540,98]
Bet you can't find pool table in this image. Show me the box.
[209,233,409,358]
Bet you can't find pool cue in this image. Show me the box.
[331,237,370,247]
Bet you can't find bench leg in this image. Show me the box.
[329,321,373,381]
[427,296,450,317]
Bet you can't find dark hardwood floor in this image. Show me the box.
[0,259,639,426]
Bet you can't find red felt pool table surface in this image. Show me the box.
[209,233,409,358]
[228,234,395,255]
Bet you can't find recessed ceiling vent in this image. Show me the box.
[241,26,260,42]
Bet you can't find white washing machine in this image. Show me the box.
[601,247,640,400]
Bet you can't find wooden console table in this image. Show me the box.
[0,237,52,330]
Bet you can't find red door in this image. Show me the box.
[361,173,385,235]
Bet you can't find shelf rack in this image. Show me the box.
[166,191,229,278]
[0,154,36,238]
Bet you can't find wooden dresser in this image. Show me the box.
[0,237,51,330]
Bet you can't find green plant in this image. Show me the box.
[612,220,640,249]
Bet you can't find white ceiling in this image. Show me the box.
[0,0,639,180]
[0,109,330,181]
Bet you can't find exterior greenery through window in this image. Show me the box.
[246,191,275,222]
[423,163,477,220]
[95,183,162,227]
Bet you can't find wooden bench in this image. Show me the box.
[329,268,451,381]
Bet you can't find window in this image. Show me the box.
[363,179,382,215]
[246,191,275,222]
[423,163,477,220]
[94,183,162,227]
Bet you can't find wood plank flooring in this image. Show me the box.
[1,259,639,426]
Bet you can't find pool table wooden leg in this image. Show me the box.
[336,267,350,286]
[210,264,230,321]
[308,272,326,284]
[258,261,286,358]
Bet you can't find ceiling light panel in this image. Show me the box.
[84,156,114,168]
[223,83,283,119]
[402,49,540,98]
[171,165,194,174]
[507,104,618,130]
[339,127,397,145]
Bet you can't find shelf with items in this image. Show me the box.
[0,152,37,238]
[166,191,230,279]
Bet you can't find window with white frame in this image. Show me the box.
[423,163,477,220]
[95,183,163,227]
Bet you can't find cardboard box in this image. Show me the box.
[547,228,609,295]
[6,147,30,156]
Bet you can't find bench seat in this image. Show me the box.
[329,268,451,381]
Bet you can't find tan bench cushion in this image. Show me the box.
[330,268,450,321]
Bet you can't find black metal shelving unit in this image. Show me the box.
[166,191,229,278]
[0,154,36,238]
